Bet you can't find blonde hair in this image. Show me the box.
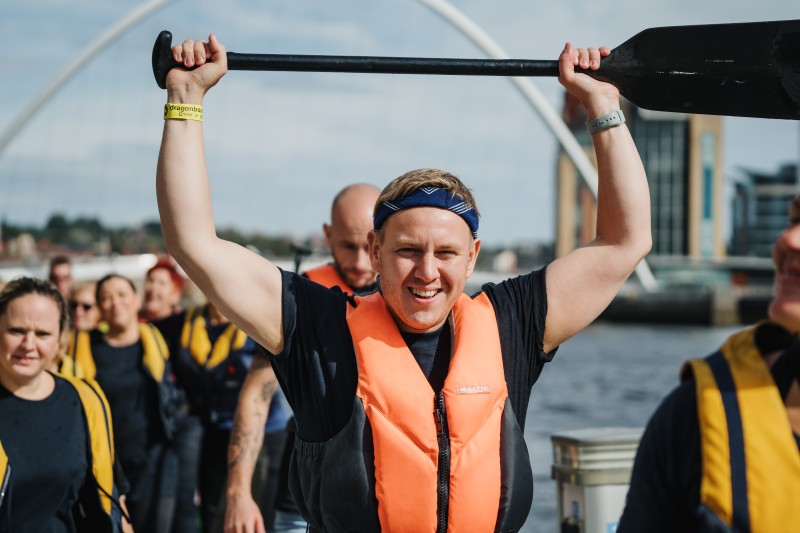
[375,168,480,218]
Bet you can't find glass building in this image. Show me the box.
[730,164,799,257]
[555,94,724,260]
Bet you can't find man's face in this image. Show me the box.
[49,263,73,298]
[769,203,800,331]
[325,210,377,290]
[97,277,141,332]
[143,268,181,320]
[369,207,480,334]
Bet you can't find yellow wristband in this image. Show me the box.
[164,103,203,121]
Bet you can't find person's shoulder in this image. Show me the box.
[149,309,188,346]
[637,379,699,460]
[477,267,546,293]
[151,309,187,329]
[51,371,77,392]
[650,379,697,424]
[56,372,107,401]
[473,268,547,317]
[286,267,318,290]
[48,373,95,414]
[287,267,353,304]
[87,328,106,344]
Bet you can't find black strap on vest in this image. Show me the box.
[707,351,751,533]
[771,340,800,400]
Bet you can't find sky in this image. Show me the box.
[1,0,798,248]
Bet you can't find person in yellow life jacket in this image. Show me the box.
[0,277,126,532]
[157,35,650,531]
[70,282,102,332]
[619,195,800,533]
[153,299,291,533]
[138,257,203,533]
[71,273,180,533]
[52,281,99,379]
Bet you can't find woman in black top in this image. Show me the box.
[0,276,122,532]
[89,274,177,533]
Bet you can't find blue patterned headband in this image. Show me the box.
[373,187,479,238]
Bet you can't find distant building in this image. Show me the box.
[555,93,724,259]
[730,163,799,257]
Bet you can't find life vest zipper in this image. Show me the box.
[435,391,450,533]
[0,464,9,508]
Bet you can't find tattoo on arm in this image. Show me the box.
[259,375,279,402]
[227,360,277,476]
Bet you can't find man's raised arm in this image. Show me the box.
[543,43,652,353]
[156,34,284,354]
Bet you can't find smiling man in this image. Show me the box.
[618,195,800,533]
[156,34,651,532]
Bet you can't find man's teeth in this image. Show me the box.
[411,288,438,298]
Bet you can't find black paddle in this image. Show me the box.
[153,19,800,120]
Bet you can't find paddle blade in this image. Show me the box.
[598,19,800,120]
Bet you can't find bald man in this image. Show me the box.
[224,183,379,533]
[304,183,380,293]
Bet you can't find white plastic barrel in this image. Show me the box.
[550,427,643,533]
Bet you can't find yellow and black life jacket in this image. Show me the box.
[68,323,170,382]
[0,442,8,511]
[180,305,248,370]
[682,326,800,532]
[56,353,87,379]
[58,375,116,517]
[178,305,254,424]
[0,375,116,527]
[68,323,175,438]
[303,264,353,294]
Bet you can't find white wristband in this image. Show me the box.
[586,109,625,135]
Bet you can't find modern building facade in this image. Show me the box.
[730,164,799,257]
[555,93,725,259]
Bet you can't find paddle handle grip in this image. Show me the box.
[153,30,564,89]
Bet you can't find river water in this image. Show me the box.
[520,321,741,533]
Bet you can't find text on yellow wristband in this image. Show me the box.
[164,103,203,121]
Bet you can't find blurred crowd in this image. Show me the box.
[0,254,290,533]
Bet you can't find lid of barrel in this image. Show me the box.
[550,427,644,484]
[550,427,643,447]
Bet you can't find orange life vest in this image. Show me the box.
[344,291,532,532]
[303,264,353,293]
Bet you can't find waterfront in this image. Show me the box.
[520,321,740,532]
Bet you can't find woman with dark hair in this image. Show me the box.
[70,273,177,533]
[0,276,123,532]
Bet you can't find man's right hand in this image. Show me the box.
[166,34,228,103]
[224,491,266,533]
